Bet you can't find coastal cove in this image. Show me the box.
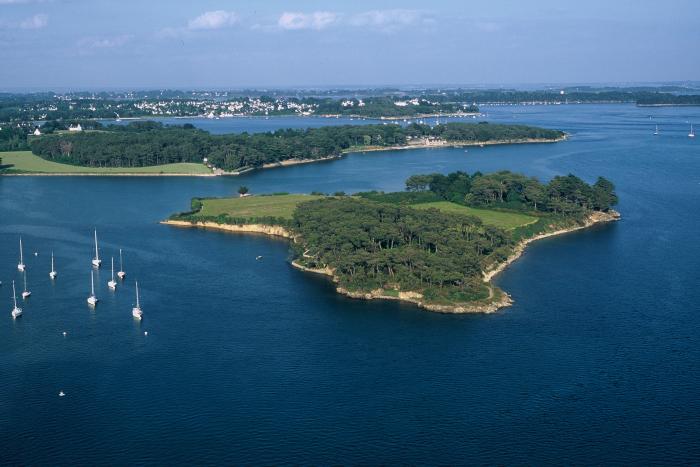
[1,104,699,464]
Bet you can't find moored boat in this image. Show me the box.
[92,230,102,268]
[11,280,22,319]
[132,280,143,320]
[87,270,98,306]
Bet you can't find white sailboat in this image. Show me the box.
[690,124,696,138]
[92,229,102,268]
[117,249,126,279]
[108,257,117,290]
[21,270,31,299]
[87,270,98,306]
[653,124,659,135]
[132,281,143,320]
[11,280,22,319]
[17,237,25,272]
[49,251,57,279]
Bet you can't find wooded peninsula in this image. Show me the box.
[27,122,564,172]
[166,170,619,312]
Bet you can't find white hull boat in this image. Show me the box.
[21,270,30,299]
[87,270,98,306]
[18,237,25,272]
[11,280,22,319]
[108,257,117,290]
[50,251,57,279]
[132,281,143,320]
[92,229,102,268]
[117,249,126,279]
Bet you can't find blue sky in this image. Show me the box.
[0,0,698,90]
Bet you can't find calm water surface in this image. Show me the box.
[2,104,700,464]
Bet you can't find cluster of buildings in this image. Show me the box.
[123,97,319,118]
[340,99,366,107]
[394,98,423,107]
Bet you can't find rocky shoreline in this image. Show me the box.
[481,210,621,283]
[162,207,617,314]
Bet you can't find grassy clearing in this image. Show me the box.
[0,151,212,174]
[412,201,538,230]
[198,194,324,220]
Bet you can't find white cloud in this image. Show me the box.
[278,11,337,30]
[272,9,425,33]
[78,34,133,49]
[19,13,47,29]
[188,10,237,30]
[349,9,423,31]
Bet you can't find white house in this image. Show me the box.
[68,124,83,132]
[33,128,42,136]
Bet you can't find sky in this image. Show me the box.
[0,0,699,90]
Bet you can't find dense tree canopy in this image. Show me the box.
[403,170,618,214]
[29,122,564,171]
[0,124,31,151]
[291,197,509,300]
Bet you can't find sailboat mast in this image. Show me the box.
[12,281,17,308]
[51,251,55,271]
[23,270,27,292]
[119,249,123,270]
[111,257,115,281]
[91,270,95,295]
[136,281,140,308]
[94,230,99,260]
[19,238,23,264]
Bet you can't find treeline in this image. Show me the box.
[404,170,617,214]
[291,197,509,300]
[311,97,478,117]
[29,122,563,171]
[636,94,700,106]
[0,124,31,151]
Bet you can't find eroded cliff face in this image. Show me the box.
[163,220,293,238]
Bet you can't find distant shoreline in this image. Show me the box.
[2,172,217,177]
[241,135,567,174]
[1,135,566,177]
[636,103,700,107]
[160,207,618,314]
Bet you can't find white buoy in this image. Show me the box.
[144,331,148,336]
[62,331,67,336]
[59,391,65,397]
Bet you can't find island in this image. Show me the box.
[1,122,565,175]
[163,170,620,313]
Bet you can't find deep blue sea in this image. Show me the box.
[2,104,700,464]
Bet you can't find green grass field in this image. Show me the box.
[198,194,324,220]
[0,151,212,175]
[412,201,538,229]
